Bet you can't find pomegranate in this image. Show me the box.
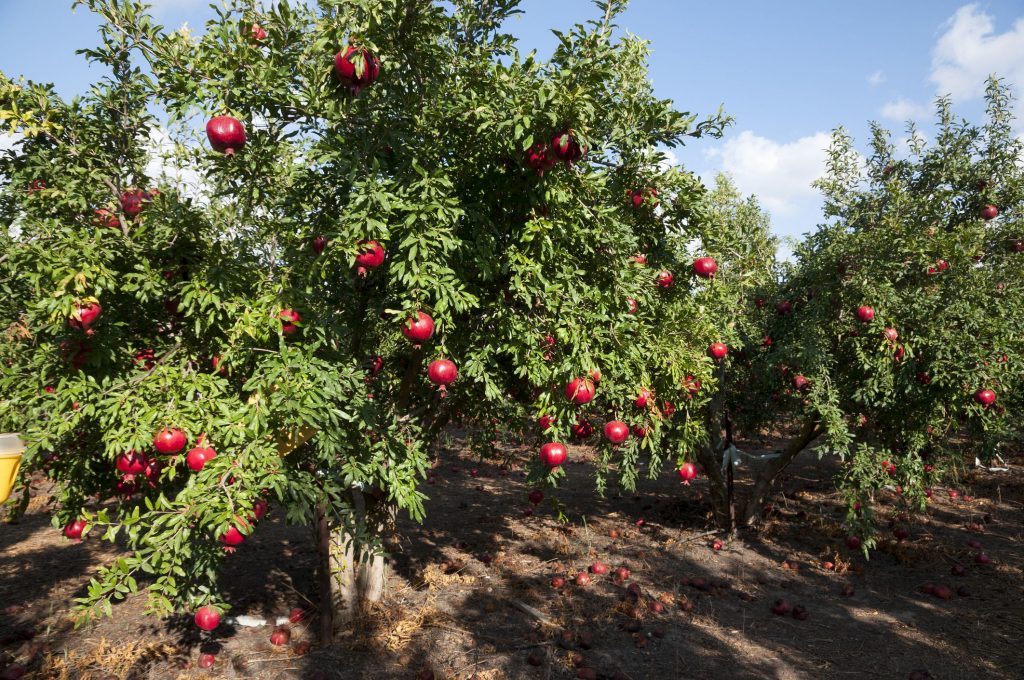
[279,309,301,335]
[677,462,697,485]
[792,375,810,391]
[708,342,728,361]
[575,572,590,586]
[252,499,269,521]
[220,525,246,547]
[116,450,149,475]
[427,359,458,387]
[973,388,996,406]
[120,189,148,217]
[629,187,657,208]
[692,256,717,278]
[206,116,246,156]
[27,178,47,193]
[603,420,630,444]
[590,368,601,383]
[776,300,792,315]
[250,23,267,41]
[551,575,566,588]
[63,519,88,540]
[334,45,381,94]
[980,204,998,220]
[198,653,216,669]
[355,240,385,274]
[893,343,905,361]
[565,377,596,404]
[528,490,544,505]
[571,419,594,439]
[626,297,638,313]
[613,566,630,583]
[312,235,328,255]
[655,270,673,288]
[92,208,120,229]
[153,427,187,454]
[683,375,701,398]
[133,348,155,370]
[634,387,652,409]
[525,142,556,175]
[974,552,992,565]
[551,129,584,163]
[855,305,874,322]
[538,414,554,431]
[401,311,435,343]
[844,535,861,550]
[632,253,648,265]
[883,327,898,343]
[270,628,291,646]
[711,539,723,551]
[194,606,221,631]
[771,599,792,615]
[916,372,931,385]
[539,442,568,468]
[68,299,102,331]
[288,607,307,623]
[631,424,648,438]
[762,335,773,347]
[186,446,216,471]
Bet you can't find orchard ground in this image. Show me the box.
[2,429,1021,680]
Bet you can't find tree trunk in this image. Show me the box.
[326,487,395,630]
[694,362,730,528]
[737,418,820,525]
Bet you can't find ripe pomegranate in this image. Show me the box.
[153,427,187,454]
[974,552,992,565]
[776,300,793,315]
[792,375,810,391]
[771,599,792,615]
[27,178,47,193]
[427,359,458,387]
[220,525,246,547]
[401,311,435,343]
[120,189,148,217]
[629,187,657,208]
[68,300,102,331]
[856,305,875,322]
[603,421,630,444]
[551,575,566,588]
[63,519,88,539]
[551,129,584,163]
[844,535,861,550]
[626,297,638,313]
[893,344,905,361]
[708,342,728,361]
[589,562,609,575]
[194,606,220,631]
[288,607,307,623]
[692,256,718,278]
[683,375,701,398]
[631,424,648,438]
[116,450,149,475]
[916,372,931,385]
[279,309,301,335]
[634,387,652,409]
[883,327,898,343]
[980,204,998,220]
[206,116,246,156]
[632,253,648,265]
[538,414,554,431]
[590,368,601,383]
[270,628,291,646]
[762,335,773,347]
[186,446,216,472]
[565,377,596,405]
[575,572,590,586]
[355,240,385,274]
[312,235,328,255]
[655,270,673,288]
[92,208,120,229]
[198,653,216,669]
[613,566,630,583]
[571,419,593,439]
[250,23,267,41]
[334,45,380,93]
[528,490,544,505]
[539,442,568,468]
[711,539,723,551]
[525,142,556,175]
[677,462,697,485]
[974,388,996,406]
[252,499,269,521]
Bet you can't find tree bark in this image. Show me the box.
[326,487,395,629]
[738,418,820,525]
[315,502,334,646]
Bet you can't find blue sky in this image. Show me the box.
[3,1,1023,246]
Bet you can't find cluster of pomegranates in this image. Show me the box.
[525,128,586,176]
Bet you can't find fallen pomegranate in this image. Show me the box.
[528,490,544,505]
[198,653,216,669]
[575,572,590,586]
[590,562,608,575]
[771,599,792,615]
[269,627,291,646]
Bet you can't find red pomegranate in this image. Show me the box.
[538,414,554,430]
[883,327,898,343]
[792,375,810,391]
[632,253,648,265]
[855,305,874,323]
[528,490,544,505]
[116,450,149,475]
[401,311,435,343]
[590,368,601,384]
[427,359,458,387]
[571,419,594,439]
[565,377,596,404]
[916,372,931,385]
[626,297,638,313]
[312,235,328,255]
[603,420,630,444]
[539,442,568,468]
[153,428,187,454]
[662,400,676,418]
[334,45,381,93]
[279,309,301,335]
[678,462,697,485]
[186,446,216,472]
[194,606,220,631]
[776,300,792,315]
[629,187,657,208]
[683,375,701,398]
[355,240,385,274]
[206,116,246,156]
[525,142,556,175]
[63,519,88,540]
[250,23,267,41]
[551,129,584,163]
[220,524,246,547]
[92,208,120,229]
[974,388,996,407]
[980,204,998,220]
[692,257,718,278]
[631,424,648,438]
[655,270,673,288]
[708,342,728,361]
[120,189,148,217]
[68,300,102,331]
[634,387,652,409]
[252,499,269,521]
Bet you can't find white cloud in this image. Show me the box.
[868,70,886,86]
[930,5,1024,104]
[880,98,933,121]
[144,127,208,204]
[703,130,830,216]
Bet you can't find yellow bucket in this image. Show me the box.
[0,433,26,504]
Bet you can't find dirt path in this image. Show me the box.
[2,435,1021,680]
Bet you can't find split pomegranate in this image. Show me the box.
[206,116,246,156]
[539,442,568,468]
[603,420,630,444]
[677,462,697,484]
[565,377,596,404]
[334,45,381,93]
[153,427,187,454]
[401,311,435,343]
